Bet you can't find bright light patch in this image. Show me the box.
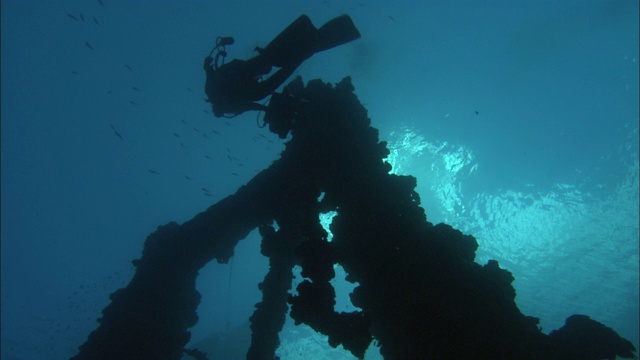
[319,211,338,242]
[382,124,639,339]
[385,126,477,221]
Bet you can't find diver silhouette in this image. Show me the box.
[204,14,361,118]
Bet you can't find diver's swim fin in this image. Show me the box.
[259,15,317,68]
[259,14,360,69]
[315,14,361,53]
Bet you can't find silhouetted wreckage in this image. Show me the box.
[71,77,636,360]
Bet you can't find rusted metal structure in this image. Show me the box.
[71,77,635,360]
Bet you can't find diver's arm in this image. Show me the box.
[252,62,301,100]
[246,102,269,112]
[232,102,268,116]
[216,101,268,118]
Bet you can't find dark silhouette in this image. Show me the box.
[70,15,636,360]
[70,77,636,360]
[203,14,361,118]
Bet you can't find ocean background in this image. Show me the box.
[1,0,637,359]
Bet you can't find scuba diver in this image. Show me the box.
[204,14,361,118]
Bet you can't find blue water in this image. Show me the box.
[1,1,637,359]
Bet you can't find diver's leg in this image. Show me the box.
[244,56,272,77]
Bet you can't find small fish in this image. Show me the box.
[224,121,232,126]
[173,133,180,138]
[66,13,79,21]
[180,119,187,125]
[474,110,479,116]
[148,169,160,175]
[180,143,185,148]
[204,155,212,160]
[79,13,85,22]
[203,133,210,139]
[187,88,193,93]
[212,130,220,135]
[388,15,395,21]
[110,124,124,141]
[258,134,267,139]
[201,188,211,193]
[231,172,239,176]
[192,127,200,132]
[93,17,100,25]
[226,155,232,161]
[184,176,192,180]
[125,64,133,72]
[71,70,79,75]
[98,0,104,6]
[129,101,139,106]
[202,109,210,114]
[85,42,95,50]
[226,147,231,153]
[132,86,140,91]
